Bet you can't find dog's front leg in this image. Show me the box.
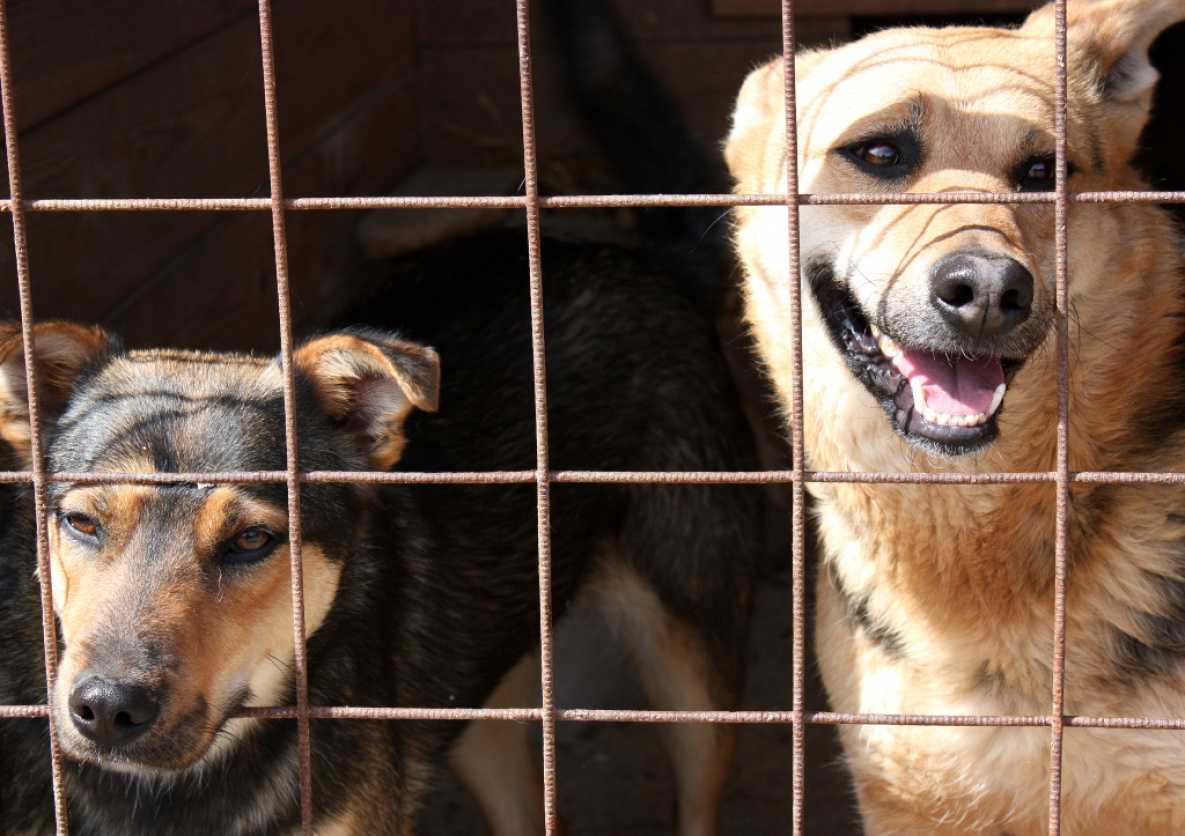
[448,653,564,836]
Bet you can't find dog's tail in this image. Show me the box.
[545,0,732,315]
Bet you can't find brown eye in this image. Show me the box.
[857,142,900,166]
[63,513,98,536]
[232,528,273,552]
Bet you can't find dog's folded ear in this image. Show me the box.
[1024,0,1185,160]
[0,321,118,463]
[294,330,441,470]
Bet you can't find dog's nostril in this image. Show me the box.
[1001,288,1023,312]
[941,283,975,308]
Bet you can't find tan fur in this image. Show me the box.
[50,483,341,771]
[0,321,114,462]
[590,560,737,836]
[448,654,555,836]
[727,1,1185,832]
[294,333,440,470]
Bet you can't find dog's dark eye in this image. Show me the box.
[838,130,919,180]
[222,527,281,567]
[61,513,99,538]
[856,142,900,167]
[1014,155,1064,192]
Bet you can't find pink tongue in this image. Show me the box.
[890,349,1004,416]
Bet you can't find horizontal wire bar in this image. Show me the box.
[3,469,1182,487]
[7,704,1185,729]
[0,190,1181,214]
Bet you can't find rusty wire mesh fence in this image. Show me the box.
[1,0,1184,834]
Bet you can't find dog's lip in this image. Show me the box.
[819,279,1023,452]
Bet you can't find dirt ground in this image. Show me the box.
[417,569,864,834]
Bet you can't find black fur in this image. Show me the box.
[0,231,761,833]
[545,0,733,316]
[826,564,905,660]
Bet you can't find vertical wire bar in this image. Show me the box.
[0,1,70,831]
[779,1,806,833]
[256,2,314,832]
[512,0,558,832]
[1048,0,1070,833]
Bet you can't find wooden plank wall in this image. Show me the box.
[0,0,415,351]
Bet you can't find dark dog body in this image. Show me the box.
[0,232,759,835]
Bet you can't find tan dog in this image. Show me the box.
[727,1,1185,833]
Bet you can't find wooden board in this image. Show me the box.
[0,0,415,341]
[103,73,419,351]
[415,0,779,45]
[8,0,254,132]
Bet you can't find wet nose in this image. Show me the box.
[69,674,159,749]
[930,252,1033,339]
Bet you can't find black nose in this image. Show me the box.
[69,674,159,749]
[930,252,1033,339]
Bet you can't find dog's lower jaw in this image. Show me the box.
[806,260,1023,458]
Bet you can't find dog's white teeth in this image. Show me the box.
[915,386,997,429]
[870,323,881,338]
[911,378,928,412]
[988,383,1006,418]
[877,333,900,359]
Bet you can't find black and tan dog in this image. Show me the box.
[0,232,760,835]
[727,0,1185,833]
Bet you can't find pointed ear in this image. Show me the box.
[0,321,118,463]
[1023,0,1185,154]
[294,330,440,470]
[725,52,826,194]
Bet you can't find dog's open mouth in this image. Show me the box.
[815,274,1022,454]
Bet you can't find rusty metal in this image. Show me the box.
[0,0,70,831]
[1048,1,1070,833]
[777,1,807,834]
[255,1,315,832]
[510,1,561,834]
[1,189,1185,214]
[0,0,1174,832]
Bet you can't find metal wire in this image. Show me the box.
[0,0,70,831]
[777,2,807,834]
[0,190,1183,213]
[0,0,1172,833]
[1048,1,1070,831]
[254,2,315,832]
[507,1,562,833]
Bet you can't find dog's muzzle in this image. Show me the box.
[810,253,1041,456]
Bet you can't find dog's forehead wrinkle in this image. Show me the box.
[54,395,285,475]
